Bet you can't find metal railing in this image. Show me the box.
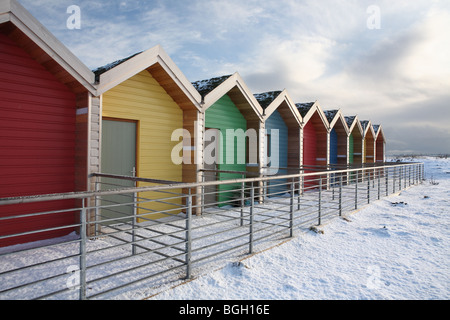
[0,162,424,300]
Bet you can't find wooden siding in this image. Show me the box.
[205,95,247,205]
[349,134,354,164]
[364,131,375,163]
[303,121,317,168]
[265,110,288,195]
[329,128,338,165]
[302,121,316,189]
[302,111,328,189]
[0,32,77,247]
[376,137,385,162]
[101,70,183,219]
[350,127,363,164]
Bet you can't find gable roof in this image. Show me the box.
[295,100,328,129]
[0,0,96,94]
[254,90,282,110]
[94,45,202,111]
[345,115,363,137]
[255,89,302,127]
[192,72,264,121]
[325,109,349,135]
[93,51,142,82]
[360,120,376,138]
[323,110,339,124]
[295,102,316,118]
[192,75,232,98]
[373,124,386,141]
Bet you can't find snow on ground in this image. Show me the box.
[150,157,450,300]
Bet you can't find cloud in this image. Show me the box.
[16,0,450,154]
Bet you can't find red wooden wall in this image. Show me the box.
[302,121,316,189]
[376,138,384,162]
[303,121,317,168]
[0,33,77,247]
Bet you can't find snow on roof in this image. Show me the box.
[254,91,282,110]
[295,102,315,117]
[92,51,143,82]
[373,124,380,134]
[323,110,339,123]
[191,75,232,97]
[345,116,356,127]
[360,120,370,131]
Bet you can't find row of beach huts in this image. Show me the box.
[0,0,385,247]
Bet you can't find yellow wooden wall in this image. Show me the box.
[102,70,183,219]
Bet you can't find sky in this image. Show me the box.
[18,0,450,155]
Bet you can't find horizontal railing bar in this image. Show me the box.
[0,163,422,205]
[87,260,187,300]
[0,223,81,241]
[94,173,181,185]
[0,162,423,300]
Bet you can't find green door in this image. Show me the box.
[101,119,137,225]
[349,133,354,164]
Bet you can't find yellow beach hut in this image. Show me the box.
[93,45,202,223]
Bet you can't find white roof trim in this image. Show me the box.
[328,109,349,135]
[347,115,364,136]
[300,100,329,130]
[95,45,202,111]
[202,72,264,121]
[263,89,302,126]
[1,0,96,94]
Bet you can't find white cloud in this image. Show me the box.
[16,0,450,154]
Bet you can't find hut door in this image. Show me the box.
[203,128,220,207]
[101,119,137,225]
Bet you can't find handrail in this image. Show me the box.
[0,162,423,206]
[93,173,182,185]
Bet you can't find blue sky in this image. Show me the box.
[18,0,450,155]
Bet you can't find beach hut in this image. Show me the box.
[192,73,264,207]
[0,0,97,247]
[324,110,349,169]
[373,124,386,163]
[345,116,364,166]
[361,120,376,164]
[255,90,302,196]
[93,45,202,221]
[296,101,329,189]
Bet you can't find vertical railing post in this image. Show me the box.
[240,174,245,227]
[404,165,407,189]
[289,180,294,237]
[415,164,418,185]
[423,164,425,182]
[185,189,192,280]
[386,167,389,196]
[297,175,301,211]
[79,198,87,300]
[132,178,137,255]
[408,165,411,186]
[94,176,100,237]
[201,172,205,215]
[249,183,254,254]
[339,174,342,217]
[355,170,358,210]
[367,170,370,204]
[318,175,322,225]
[377,168,381,200]
[393,167,396,194]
